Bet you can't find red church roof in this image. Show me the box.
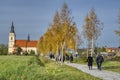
[15,40,37,47]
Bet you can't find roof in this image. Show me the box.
[106,47,118,50]
[15,40,37,47]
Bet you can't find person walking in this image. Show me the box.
[87,54,93,70]
[69,54,73,63]
[96,53,104,70]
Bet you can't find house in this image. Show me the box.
[8,22,38,55]
[105,47,118,53]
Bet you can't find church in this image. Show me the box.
[8,22,38,55]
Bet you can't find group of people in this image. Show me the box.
[51,52,104,70]
[55,54,74,63]
[87,53,104,70]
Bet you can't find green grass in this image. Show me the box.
[0,55,100,80]
[102,61,120,73]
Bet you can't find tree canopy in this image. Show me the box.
[82,8,103,55]
[37,3,81,56]
[115,9,120,36]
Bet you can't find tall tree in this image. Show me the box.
[82,14,91,57]
[0,44,8,55]
[51,11,61,55]
[82,8,103,56]
[58,3,78,63]
[16,46,22,55]
[37,36,45,54]
[37,3,81,64]
[115,9,120,49]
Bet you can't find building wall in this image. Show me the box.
[106,48,117,53]
[21,47,37,55]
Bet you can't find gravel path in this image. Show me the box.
[65,62,120,80]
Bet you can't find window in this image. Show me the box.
[11,37,13,40]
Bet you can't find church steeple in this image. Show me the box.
[10,21,15,33]
[8,21,16,54]
[28,34,30,42]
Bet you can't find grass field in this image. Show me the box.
[0,55,100,80]
[102,61,120,73]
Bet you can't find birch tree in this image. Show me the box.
[82,8,103,56]
[37,3,81,63]
[115,9,120,48]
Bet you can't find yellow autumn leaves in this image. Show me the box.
[37,3,79,55]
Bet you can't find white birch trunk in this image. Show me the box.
[55,42,59,62]
[56,42,58,55]
[87,41,90,57]
[61,41,65,65]
[91,36,94,56]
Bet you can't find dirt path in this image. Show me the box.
[65,62,120,80]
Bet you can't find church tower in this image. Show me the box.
[8,21,16,54]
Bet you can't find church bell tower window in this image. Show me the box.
[11,37,13,40]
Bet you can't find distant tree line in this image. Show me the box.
[0,44,8,55]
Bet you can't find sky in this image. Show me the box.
[0,0,120,48]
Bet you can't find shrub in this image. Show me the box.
[41,57,52,64]
[110,56,120,62]
[0,44,8,55]
[28,55,45,67]
[29,50,35,55]
[23,51,28,56]
[74,53,87,64]
[16,47,22,55]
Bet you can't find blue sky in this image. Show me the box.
[0,0,120,48]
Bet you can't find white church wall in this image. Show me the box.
[21,47,37,55]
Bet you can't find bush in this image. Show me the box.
[41,57,52,64]
[16,47,22,55]
[29,50,35,55]
[28,55,45,67]
[74,54,87,64]
[0,44,8,55]
[110,56,120,62]
[23,51,28,56]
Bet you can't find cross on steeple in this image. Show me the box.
[10,21,15,33]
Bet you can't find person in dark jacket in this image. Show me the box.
[96,53,104,70]
[65,54,69,61]
[87,54,93,70]
[69,54,73,63]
